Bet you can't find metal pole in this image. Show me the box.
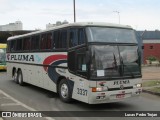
[113,11,120,24]
[73,0,76,22]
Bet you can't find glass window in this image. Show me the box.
[46,33,52,49]
[40,34,47,50]
[78,28,85,45]
[77,54,86,71]
[10,40,16,52]
[69,29,78,47]
[68,51,76,72]
[16,39,23,51]
[23,37,31,51]
[54,31,60,49]
[86,27,137,43]
[60,30,67,48]
[31,35,40,50]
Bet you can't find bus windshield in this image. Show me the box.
[86,27,137,43]
[89,45,141,79]
[0,48,6,63]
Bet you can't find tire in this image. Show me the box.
[58,79,72,103]
[17,70,24,86]
[13,70,18,84]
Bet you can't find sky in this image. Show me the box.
[0,0,160,30]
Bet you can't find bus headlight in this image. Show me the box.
[135,83,142,88]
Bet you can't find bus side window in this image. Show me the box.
[23,37,31,51]
[16,39,23,51]
[54,30,60,49]
[31,35,40,50]
[69,29,78,47]
[77,54,86,71]
[78,28,86,45]
[77,52,87,77]
[11,40,16,52]
[60,30,67,49]
[40,34,47,50]
[47,33,52,49]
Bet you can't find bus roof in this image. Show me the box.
[0,43,7,48]
[7,22,132,41]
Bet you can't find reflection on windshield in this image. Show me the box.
[86,27,137,43]
[90,45,141,79]
[0,49,6,63]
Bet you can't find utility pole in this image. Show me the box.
[73,0,76,22]
[113,11,120,24]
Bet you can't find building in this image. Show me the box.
[46,20,69,29]
[0,21,23,31]
[0,30,36,43]
[136,30,160,64]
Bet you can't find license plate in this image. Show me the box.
[116,94,125,98]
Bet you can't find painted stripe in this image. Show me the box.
[43,54,67,71]
[0,89,55,120]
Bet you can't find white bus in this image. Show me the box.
[7,22,142,104]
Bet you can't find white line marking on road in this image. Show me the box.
[1,103,20,106]
[0,89,55,120]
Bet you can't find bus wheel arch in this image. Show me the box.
[57,77,72,103]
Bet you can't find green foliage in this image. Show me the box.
[147,56,157,61]
[143,80,160,87]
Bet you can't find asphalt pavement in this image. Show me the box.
[0,67,160,120]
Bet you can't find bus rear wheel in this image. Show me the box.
[58,79,72,103]
[17,70,24,86]
[13,70,18,84]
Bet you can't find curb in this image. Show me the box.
[142,89,160,96]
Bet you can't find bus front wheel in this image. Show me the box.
[58,79,72,103]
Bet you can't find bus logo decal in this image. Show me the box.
[43,54,67,71]
[43,54,67,83]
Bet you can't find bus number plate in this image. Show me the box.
[77,88,87,96]
[116,94,125,98]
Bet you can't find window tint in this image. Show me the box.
[40,34,47,50]
[60,30,67,48]
[77,54,86,71]
[10,40,16,52]
[69,28,86,48]
[16,39,23,51]
[31,35,40,50]
[7,41,11,52]
[78,28,85,45]
[54,31,60,49]
[23,37,31,50]
[68,51,76,72]
[46,33,52,49]
[69,29,78,47]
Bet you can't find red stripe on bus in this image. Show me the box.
[43,54,67,71]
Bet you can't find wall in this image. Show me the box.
[143,42,160,63]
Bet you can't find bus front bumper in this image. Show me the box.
[88,88,142,104]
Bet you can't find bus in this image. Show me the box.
[6,22,142,104]
[0,43,7,70]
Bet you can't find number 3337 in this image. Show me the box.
[77,88,87,96]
